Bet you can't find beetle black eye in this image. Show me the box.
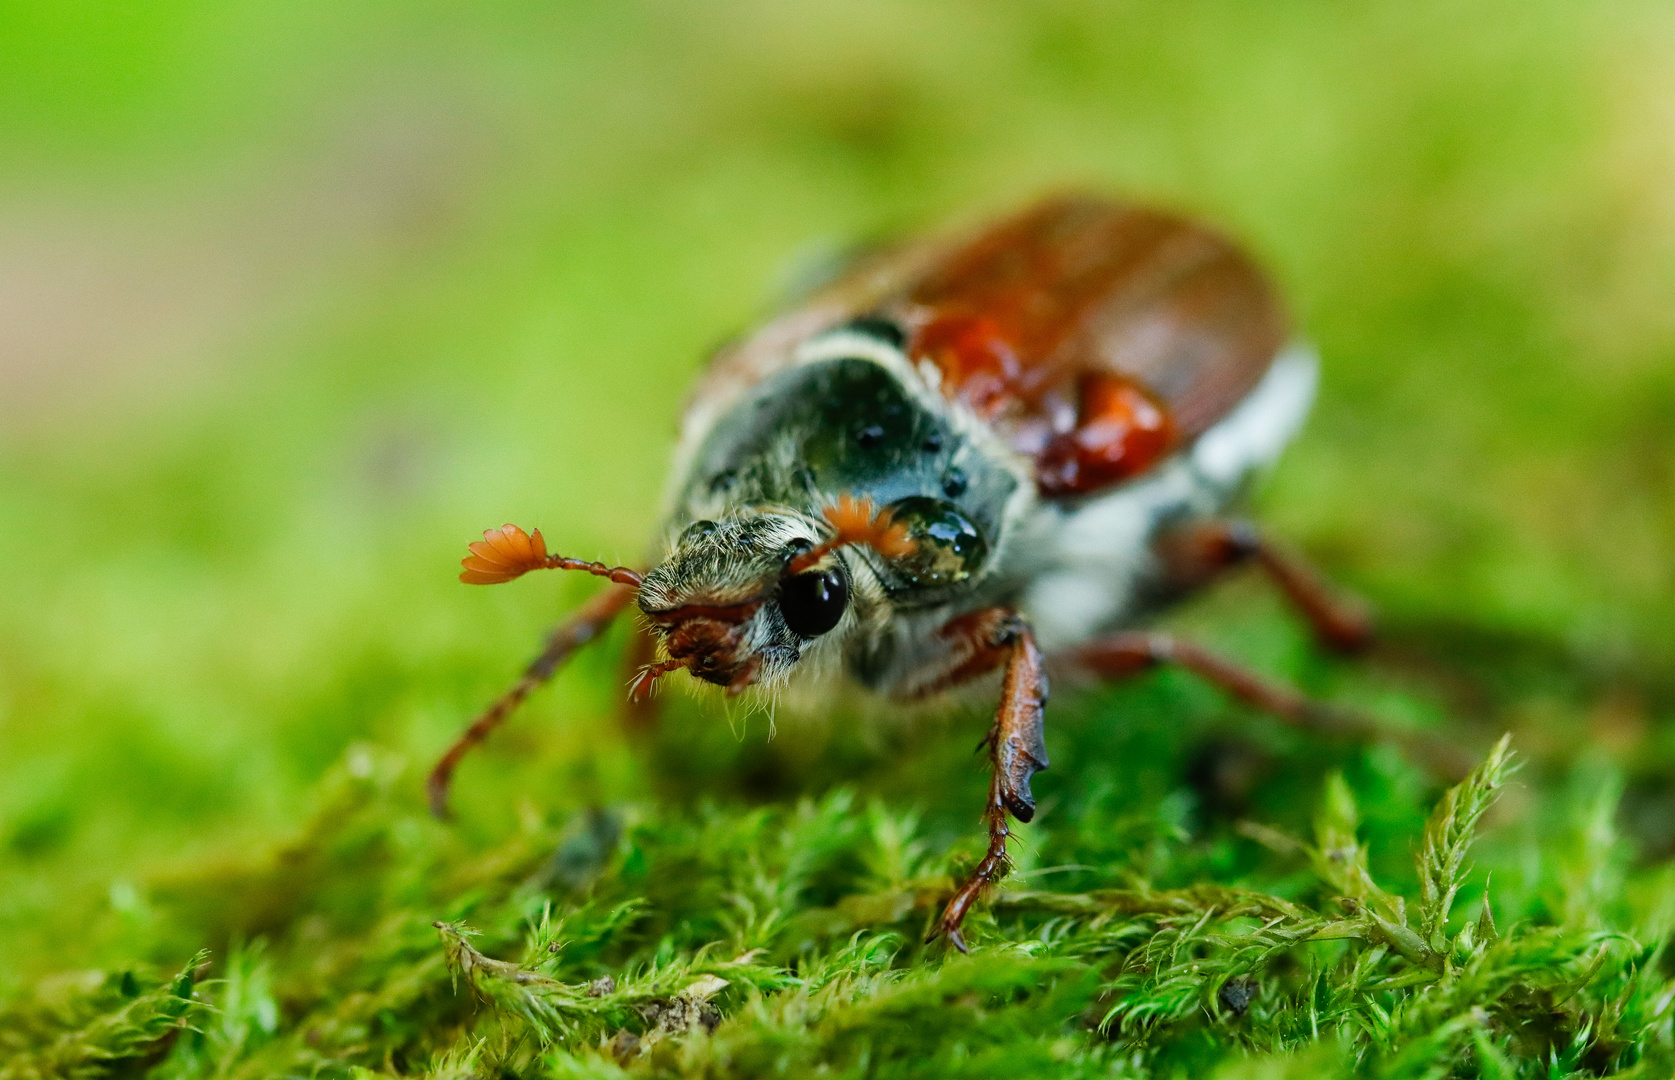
[779,568,848,637]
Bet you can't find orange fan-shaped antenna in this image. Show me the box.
[460,524,643,587]
[786,495,916,575]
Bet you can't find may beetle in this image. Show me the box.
[431,195,1373,951]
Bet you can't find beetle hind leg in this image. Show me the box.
[1157,519,1374,653]
[1073,630,1475,778]
[1074,630,1362,737]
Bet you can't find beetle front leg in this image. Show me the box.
[428,582,638,819]
[927,612,1049,952]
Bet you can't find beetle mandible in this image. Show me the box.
[430,194,1374,952]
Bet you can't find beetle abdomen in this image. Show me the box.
[1019,345,1319,651]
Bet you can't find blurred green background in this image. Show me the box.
[3,0,1674,1003]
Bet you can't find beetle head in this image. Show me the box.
[633,497,912,697]
[458,497,912,699]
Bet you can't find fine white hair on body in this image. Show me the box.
[1020,344,1320,654]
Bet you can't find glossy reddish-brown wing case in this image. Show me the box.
[687,195,1288,498]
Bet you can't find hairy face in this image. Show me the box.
[636,511,859,692]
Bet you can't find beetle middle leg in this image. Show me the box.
[919,608,1049,953]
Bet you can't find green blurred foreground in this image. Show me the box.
[12,737,1674,1078]
[4,3,1675,1077]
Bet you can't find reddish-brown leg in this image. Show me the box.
[923,609,1050,953]
[427,583,638,819]
[1075,630,1365,738]
[1075,630,1477,780]
[1159,520,1374,653]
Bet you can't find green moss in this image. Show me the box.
[7,740,1671,1077]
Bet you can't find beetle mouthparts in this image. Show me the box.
[628,657,689,702]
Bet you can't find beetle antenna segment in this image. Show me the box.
[628,658,688,702]
[460,524,644,587]
[786,495,915,575]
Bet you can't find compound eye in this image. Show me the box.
[779,568,848,638]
